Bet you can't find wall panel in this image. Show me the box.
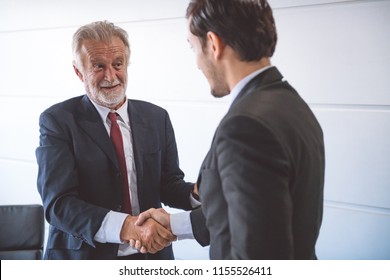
[0,160,41,205]
[0,0,389,260]
[314,108,390,208]
[0,29,80,98]
[123,19,213,103]
[155,101,230,181]
[0,0,188,32]
[0,97,64,161]
[317,204,390,259]
[273,0,390,105]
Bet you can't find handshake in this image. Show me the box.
[119,208,174,254]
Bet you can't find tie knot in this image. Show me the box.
[108,112,118,122]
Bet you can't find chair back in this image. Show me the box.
[0,204,44,260]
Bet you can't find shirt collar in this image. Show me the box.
[88,96,129,124]
[230,65,274,107]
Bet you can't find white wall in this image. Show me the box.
[0,0,389,259]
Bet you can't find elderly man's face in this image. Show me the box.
[76,36,128,109]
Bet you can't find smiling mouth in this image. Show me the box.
[101,84,120,90]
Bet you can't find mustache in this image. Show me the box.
[99,80,121,87]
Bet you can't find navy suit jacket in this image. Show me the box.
[36,95,193,259]
[190,67,325,259]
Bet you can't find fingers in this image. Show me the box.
[130,236,174,254]
[135,240,142,250]
[135,208,155,226]
[129,239,142,250]
[129,239,153,254]
[140,246,148,254]
[122,209,175,254]
[136,208,171,231]
[136,239,172,254]
[144,219,174,246]
[120,215,138,242]
[129,239,135,248]
[135,219,176,254]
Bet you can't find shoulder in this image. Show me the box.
[128,99,169,120]
[128,99,166,112]
[42,95,85,115]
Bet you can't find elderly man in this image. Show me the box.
[36,21,195,260]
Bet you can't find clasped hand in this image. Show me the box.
[120,209,173,254]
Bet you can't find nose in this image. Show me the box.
[104,66,116,83]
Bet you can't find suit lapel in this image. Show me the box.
[77,97,148,209]
[127,100,147,208]
[76,95,119,169]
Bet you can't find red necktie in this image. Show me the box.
[108,112,132,214]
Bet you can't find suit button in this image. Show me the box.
[116,172,121,177]
[117,205,122,211]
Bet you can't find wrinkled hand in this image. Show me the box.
[136,208,171,229]
[120,215,175,254]
[129,208,172,253]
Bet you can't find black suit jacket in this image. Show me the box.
[36,95,193,259]
[190,67,325,259]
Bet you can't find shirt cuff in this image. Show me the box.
[170,211,195,240]
[190,193,202,208]
[94,211,129,244]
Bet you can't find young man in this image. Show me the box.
[136,0,325,260]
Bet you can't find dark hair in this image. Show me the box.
[186,0,277,61]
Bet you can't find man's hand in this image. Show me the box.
[136,208,171,229]
[129,208,172,253]
[193,183,199,196]
[120,215,175,254]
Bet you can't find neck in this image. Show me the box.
[113,97,127,110]
[227,57,271,91]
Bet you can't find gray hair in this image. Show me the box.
[72,20,130,70]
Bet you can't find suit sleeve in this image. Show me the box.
[216,115,294,259]
[36,111,109,247]
[189,207,210,246]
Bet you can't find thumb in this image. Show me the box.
[135,209,154,226]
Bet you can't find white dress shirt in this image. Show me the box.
[90,98,139,256]
[89,97,198,255]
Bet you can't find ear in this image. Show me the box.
[206,31,225,60]
[73,65,84,82]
